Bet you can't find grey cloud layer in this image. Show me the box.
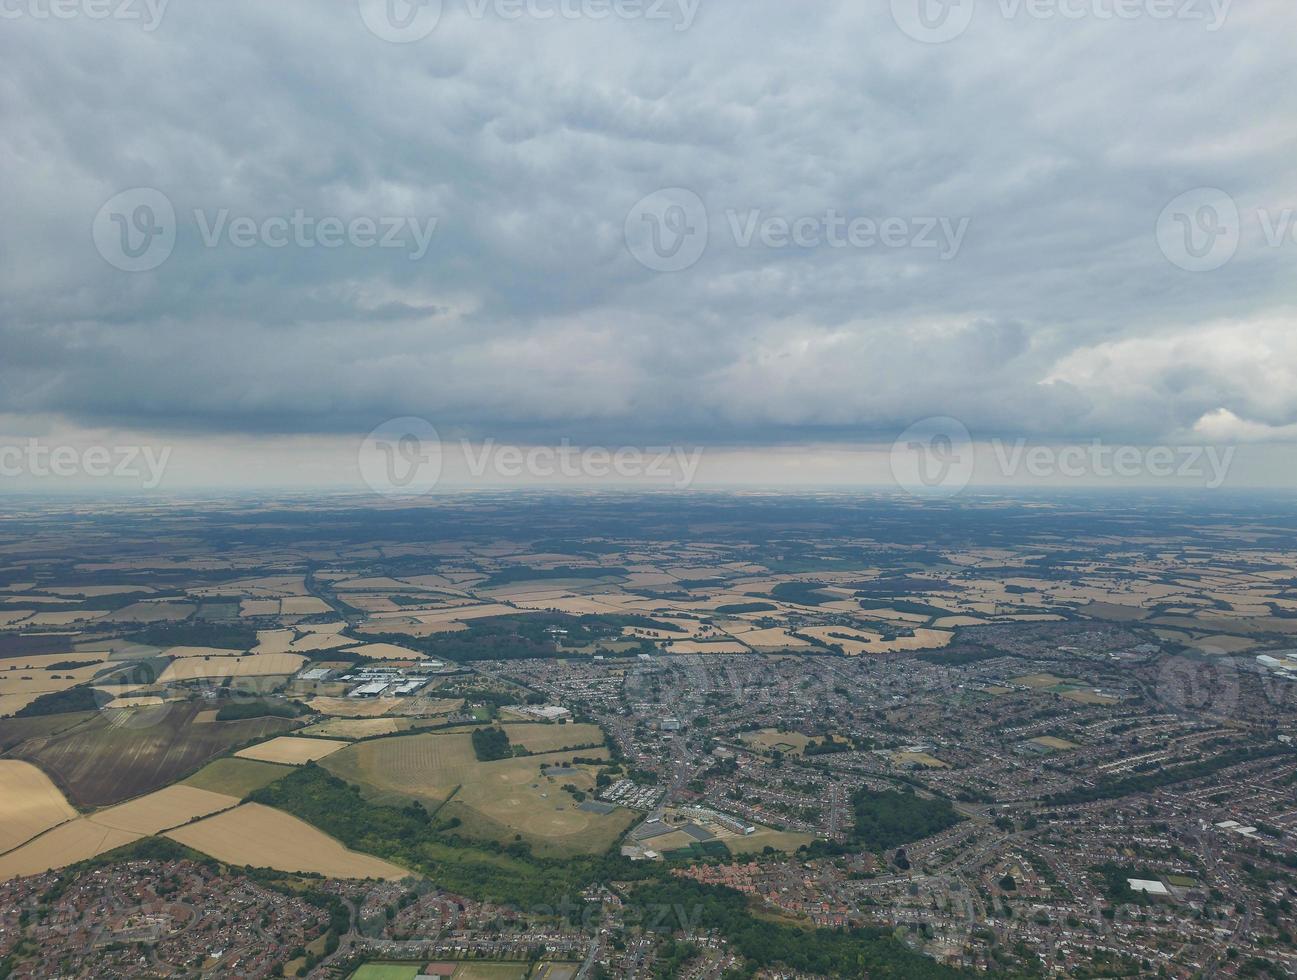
[1,0,1295,444]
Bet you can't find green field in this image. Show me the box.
[502,722,605,754]
[323,732,479,808]
[322,731,625,855]
[182,757,294,797]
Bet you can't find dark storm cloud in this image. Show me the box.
[1,0,1294,446]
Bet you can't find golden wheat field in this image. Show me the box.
[0,820,140,881]
[0,782,240,880]
[159,653,307,682]
[0,760,78,854]
[86,784,239,835]
[165,803,410,879]
[235,736,350,765]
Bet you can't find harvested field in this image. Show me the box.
[666,640,749,654]
[12,702,295,807]
[166,803,410,880]
[0,760,78,854]
[159,653,306,682]
[308,696,400,717]
[183,757,294,797]
[0,783,237,880]
[345,643,423,660]
[281,596,332,615]
[86,784,239,834]
[0,819,139,880]
[235,736,350,765]
[300,717,412,739]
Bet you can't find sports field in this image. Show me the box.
[166,803,410,879]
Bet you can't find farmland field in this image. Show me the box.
[235,735,350,765]
[12,702,295,806]
[322,733,624,855]
[502,723,605,754]
[183,757,294,797]
[0,710,95,752]
[0,783,237,880]
[307,696,400,717]
[165,803,410,879]
[0,817,140,881]
[300,717,413,739]
[322,732,479,807]
[0,760,77,854]
[159,653,306,682]
[86,784,238,834]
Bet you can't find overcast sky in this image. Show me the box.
[1,0,1295,489]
